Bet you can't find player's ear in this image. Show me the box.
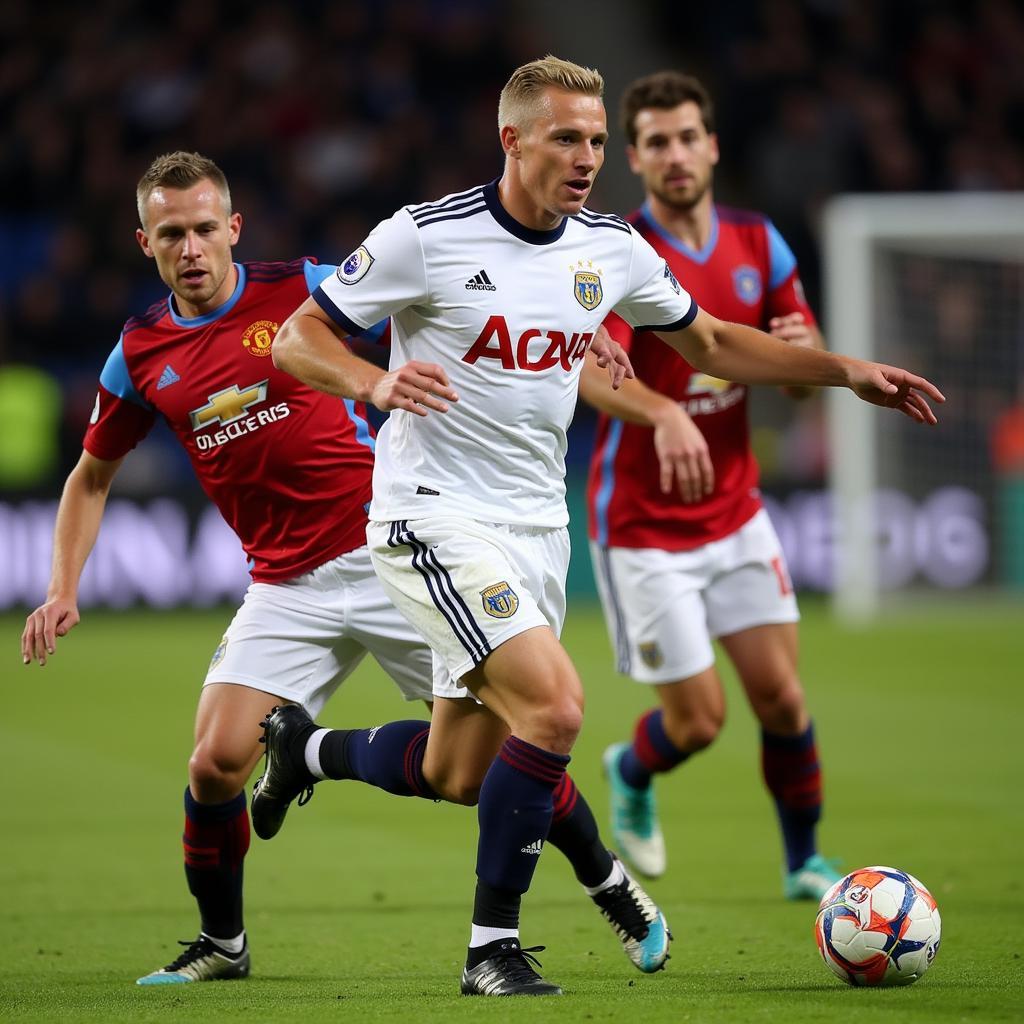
[708,132,720,168]
[626,144,641,175]
[136,228,154,258]
[228,211,242,246]
[500,124,522,160]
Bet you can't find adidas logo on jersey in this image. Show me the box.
[520,839,544,855]
[465,269,496,291]
[157,364,181,390]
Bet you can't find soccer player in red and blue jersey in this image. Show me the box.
[582,71,841,899]
[20,151,664,987]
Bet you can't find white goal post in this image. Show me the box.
[824,193,1024,622]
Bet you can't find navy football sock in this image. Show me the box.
[472,736,569,930]
[317,721,437,798]
[619,708,691,789]
[546,773,614,888]
[182,787,250,941]
[762,723,822,871]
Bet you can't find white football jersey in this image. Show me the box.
[315,181,697,527]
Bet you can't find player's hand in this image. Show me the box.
[846,360,945,424]
[22,597,80,666]
[591,325,634,390]
[651,404,714,503]
[769,312,815,349]
[370,360,459,417]
[771,313,817,400]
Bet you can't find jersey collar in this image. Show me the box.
[168,263,246,328]
[483,180,568,245]
[639,202,719,265]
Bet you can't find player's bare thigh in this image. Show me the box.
[718,622,808,735]
[462,624,584,755]
[189,682,290,804]
[422,696,509,805]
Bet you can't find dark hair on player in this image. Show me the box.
[620,71,715,145]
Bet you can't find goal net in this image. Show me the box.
[824,193,1024,622]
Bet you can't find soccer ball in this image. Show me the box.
[814,866,941,986]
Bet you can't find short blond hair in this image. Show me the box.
[498,55,604,131]
[136,151,231,229]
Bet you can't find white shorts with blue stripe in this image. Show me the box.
[366,517,569,698]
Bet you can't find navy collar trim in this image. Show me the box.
[483,180,568,245]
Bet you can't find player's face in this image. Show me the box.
[505,87,608,228]
[136,180,242,317]
[627,102,719,211]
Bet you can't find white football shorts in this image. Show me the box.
[590,508,799,684]
[366,517,570,698]
[203,544,433,716]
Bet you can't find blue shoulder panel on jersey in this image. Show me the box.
[766,221,797,290]
[303,259,336,294]
[99,335,151,409]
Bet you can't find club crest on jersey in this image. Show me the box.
[638,641,664,670]
[190,380,269,430]
[574,270,603,311]
[337,245,374,285]
[242,320,278,358]
[732,264,762,306]
[480,582,519,619]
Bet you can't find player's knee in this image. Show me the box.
[753,680,806,733]
[516,693,583,753]
[188,744,249,801]
[663,706,723,752]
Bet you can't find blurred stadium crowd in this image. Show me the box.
[0,0,1022,497]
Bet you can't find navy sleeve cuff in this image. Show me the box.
[312,286,369,337]
[634,296,699,334]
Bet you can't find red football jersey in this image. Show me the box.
[587,204,817,550]
[85,258,385,582]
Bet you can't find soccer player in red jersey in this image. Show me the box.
[20,151,660,987]
[581,71,843,898]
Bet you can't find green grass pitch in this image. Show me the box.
[1,599,1022,1022]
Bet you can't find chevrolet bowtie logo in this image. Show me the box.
[190,380,269,430]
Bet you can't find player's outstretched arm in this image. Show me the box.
[769,312,827,401]
[579,351,714,503]
[274,299,458,416]
[22,452,123,666]
[656,310,944,424]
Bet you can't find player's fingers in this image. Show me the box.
[31,616,48,666]
[408,361,452,388]
[659,455,674,495]
[42,613,58,658]
[409,372,458,402]
[20,620,33,664]
[904,392,937,425]
[891,370,945,403]
[698,449,715,494]
[675,459,698,504]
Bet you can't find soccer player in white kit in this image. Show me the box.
[270,56,944,995]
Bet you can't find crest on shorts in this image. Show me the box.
[574,271,603,310]
[480,581,519,619]
[209,636,228,670]
[241,319,278,358]
[638,641,664,669]
[732,264,762,306]
[337,245,374,285]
